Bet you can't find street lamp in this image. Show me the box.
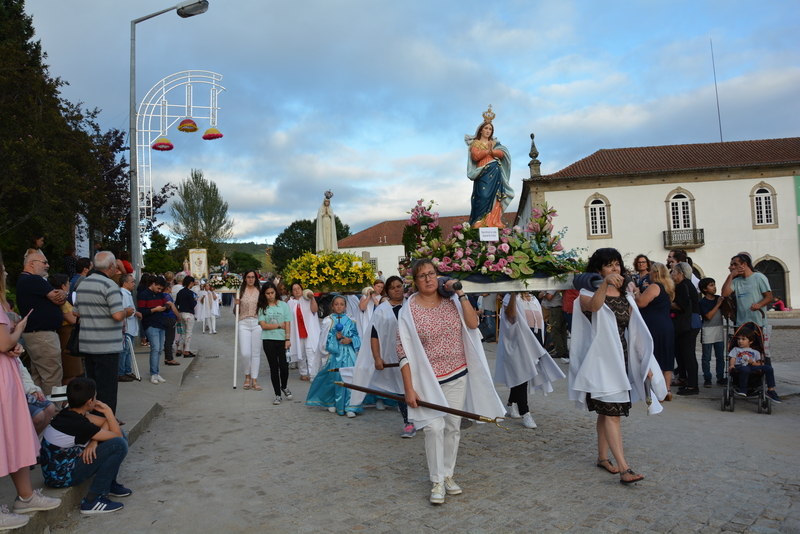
[129,1,209,279]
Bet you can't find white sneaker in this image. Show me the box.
[561,357,570,364]
[0,505,29,529]
[155,375,166,383]
[273,396,282,405]
[522,412,538,429]
[430,482,445,504]
[375,399,385,411]
[444,476,462,495]
[508,403,521,419]
[346,411,356,418]
[150,375,159,385]
[13,489,61,513]
[327,407,336,413]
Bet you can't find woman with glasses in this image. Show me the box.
[235,271,262,390]
[397,259,504,504]
[631,255,652,290]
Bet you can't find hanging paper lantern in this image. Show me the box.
[152,137,174,151]
[178,119,198,133]
[202,127,223,140]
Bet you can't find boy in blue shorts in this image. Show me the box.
[40,378,132,514]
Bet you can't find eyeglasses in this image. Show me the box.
[415,272,438,281]
[32,260,49,265]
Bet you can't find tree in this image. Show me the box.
[143,230,179,274]
[169,169,234,250]
[271,216,352,273]
[229,251,262,273]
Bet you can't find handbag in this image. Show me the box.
[691,313,703,330]
[65,319,80,354]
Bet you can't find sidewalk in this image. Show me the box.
[0,343,200,534]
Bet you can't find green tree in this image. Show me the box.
[169,169,234,250]
[0,0,103,274]
[229,251,262,273]
[271,216,351,273]
[143,231,178,274]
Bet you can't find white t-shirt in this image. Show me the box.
[728,346,762,366]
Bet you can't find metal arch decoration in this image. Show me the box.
[135,70,225,229]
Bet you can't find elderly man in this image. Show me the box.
[73,251,126,413]
[17,252,67,396]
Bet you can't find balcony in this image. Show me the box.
[663,228,704,249]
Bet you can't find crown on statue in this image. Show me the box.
[482,105,496,124]
[324,190,334,199]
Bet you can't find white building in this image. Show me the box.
[514,137,800,307]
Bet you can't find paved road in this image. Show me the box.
[51,311,800,533]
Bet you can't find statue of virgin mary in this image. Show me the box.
[316,191,339,252]
[466,105,513,227]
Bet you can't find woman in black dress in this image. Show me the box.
[636,262,675,400]
[671,262,700,395]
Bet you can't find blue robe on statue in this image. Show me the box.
[306,313,362,415]
[466,138,513,226]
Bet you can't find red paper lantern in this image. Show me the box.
[178,119,198,132]
[152,137,174,151]
[202,127,223,140]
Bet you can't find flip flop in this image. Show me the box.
[596,459,619,474]
[619,469,644,485]
[164,360,181,366]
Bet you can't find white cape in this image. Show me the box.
[287,296,321,364]
[568,289,667,414]
[496,294,565,394]
[397,294,506,429]
[349,301,406,405]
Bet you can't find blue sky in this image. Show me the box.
[26,0,800,244]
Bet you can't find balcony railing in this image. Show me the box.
[663,228,704,248]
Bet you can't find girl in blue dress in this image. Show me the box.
[306,295,362,417]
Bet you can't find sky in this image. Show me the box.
[24,0,800,245]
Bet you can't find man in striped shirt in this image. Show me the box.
[73,252,125,413]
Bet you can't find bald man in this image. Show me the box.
[17,252,67,396]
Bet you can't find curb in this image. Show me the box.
[16,353,201,533]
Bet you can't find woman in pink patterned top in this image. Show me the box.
[397,259,504,505]
[235,270,263,390]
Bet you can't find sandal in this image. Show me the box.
[164,360,181,366]
[243,378,251,390]
[251,380,263,391]
[176,351,183,356]
[619,468,644,485]
[596,459,619,474]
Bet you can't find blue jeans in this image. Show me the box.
[70,436,128,496]
[701,341,725,381]
[735,364,776,390]
[145,326,166,376]
[119,334,134,376]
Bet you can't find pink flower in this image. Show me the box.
[498,243,510,253]
[484,260,493,268]
[526,222,540,233]
[531,208,542,218]
[500,237,509,244]
[441,257,452,264]
[502,228,512,236]
[465,248,473,256]
[460,260,471,270]
[417,199,423,205]
[432,258,440,265]
[454,249,464,260]
[428,223,436,230]
[512,225,522,233]
[497,258,508,268]
[453,224,463,232]
[503,267,513,275]
[487,245,496,254]
[452,263,461,271]
[543,223,553,233]
[554,241,564,252]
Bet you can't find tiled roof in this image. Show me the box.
[537,137,800,180]
[338,212,517,248]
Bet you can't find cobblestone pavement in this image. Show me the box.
[52,312,800,533]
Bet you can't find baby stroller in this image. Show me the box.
[720,321,772,414]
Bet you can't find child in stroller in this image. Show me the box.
[728,327,781,404]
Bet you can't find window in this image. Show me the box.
[750,182,778,229]
[670,193,692,229]
[584,193,612,239]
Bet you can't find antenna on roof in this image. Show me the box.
[710,39,723,143]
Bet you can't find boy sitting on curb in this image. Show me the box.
[40,378,132,514]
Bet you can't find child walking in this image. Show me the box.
[200,283,220,334]
[698,278,726,387]
[728,328,781,403]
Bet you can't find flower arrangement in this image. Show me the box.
[402,199,441,259]
[283,251,375,293]
[208,273,242,290]
[406,200,582,282]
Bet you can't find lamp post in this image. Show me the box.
[129,0,209,279]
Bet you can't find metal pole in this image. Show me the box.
[129,20,140,281]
